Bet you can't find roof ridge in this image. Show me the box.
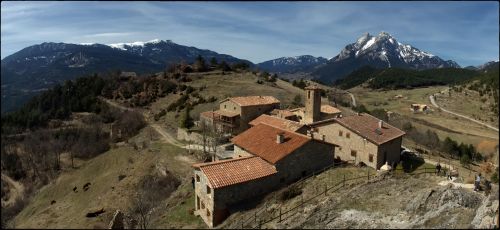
[256,123,311,139]
[192,156,255,168]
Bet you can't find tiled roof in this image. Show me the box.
[231,124,311,164]
[193,156,277,189]
[225,96,280,107]
[314,113,405,145]
[270,109,296,118]
[320,105,341,114]
[200,110,239,119]
[249,114,304,132]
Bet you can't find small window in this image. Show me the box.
[206,185,211,194]
[233,106,236,110]
[369,154,374,162]
[196,175,200,182]
[224,105,226,109]
[338,146,342,151]
[351,150,357,157]
[346,133,350,138]
[201,201,205,209]
[339,130,343,137]
[308,91,311,99]
[206,209,211,217]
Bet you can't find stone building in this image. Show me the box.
[249,114,307,134]
[192,123,336,227]
[199,96,280,134]
[308,113,405,169]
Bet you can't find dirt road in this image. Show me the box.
[429,94,499,132]
[346,91,357,107]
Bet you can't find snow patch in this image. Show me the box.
[107,39,163,50]
[361,37,376,51]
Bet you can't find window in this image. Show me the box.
[201,201,205,209]
[338,146,342,151]
[206,185,211,194]
[224,105,226,109]
[339,130,343,137]
[206,209,211,217]
[351,150,357,157]
[308,91,311,99]
[233,106,236,110]
[196,196,201,210]
[196,175,200,182]
[346,132,350,138]
[369,154,374,162]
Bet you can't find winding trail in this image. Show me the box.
[347,91,357,107]
[429,94,499,132]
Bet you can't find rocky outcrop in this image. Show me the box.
[471,186,499,229]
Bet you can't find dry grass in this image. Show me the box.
[12,126,197,229]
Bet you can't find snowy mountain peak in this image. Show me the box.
[107,39,167,50]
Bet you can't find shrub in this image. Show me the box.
[280,185,302,201]
[491,168,499,184]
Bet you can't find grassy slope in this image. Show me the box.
[12,127,204,229]
[349,86,498,152]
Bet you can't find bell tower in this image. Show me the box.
[304,85,321,123]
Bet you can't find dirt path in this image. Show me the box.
[1,173,25,207]
[430,94,499,132]
[150,124,185,148]
[346,91,357,107]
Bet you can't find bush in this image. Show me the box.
[256,80,263,84]
[280,185,302,201]
[491,168,499,184]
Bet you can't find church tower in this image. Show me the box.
[304,85,321,123]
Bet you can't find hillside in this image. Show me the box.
[220,167,498,229]
[333,66,479,90]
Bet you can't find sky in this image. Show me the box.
[1,1,499,66]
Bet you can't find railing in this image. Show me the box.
[239,166,438,229]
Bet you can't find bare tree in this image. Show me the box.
[131,192,155,229]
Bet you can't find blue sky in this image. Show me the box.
[1,1,498,66]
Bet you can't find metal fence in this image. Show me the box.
[239,166,437,229]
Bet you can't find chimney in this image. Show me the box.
[378,120,383,129]
[276,133,285,144]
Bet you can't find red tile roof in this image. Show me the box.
[224,96,280,107]
[193,156,277,188]
[249,114,304,132]
[270,109,296,118]
[231,124,311,164]
[311,113,405,145]
[200,110,240,119]
[320,105,341,114]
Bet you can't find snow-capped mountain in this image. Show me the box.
[1,39,252,113]
[257,55,328,73]
[312,32,461,83]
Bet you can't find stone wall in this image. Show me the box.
[313,123,379,169]
[376,137,402,169]
[194,168,216,227]
[177,128,214,145]
[240,103,280,131]
[275,141,335,184]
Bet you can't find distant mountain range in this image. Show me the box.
[311,32,461,83]
[256,55,327,74]
[0,39,252,113]
[1,33,496,113]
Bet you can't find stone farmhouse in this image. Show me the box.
[308,113,405,169]
[192,84,405,227]
[193,123,336,227]
[199,96,280,134]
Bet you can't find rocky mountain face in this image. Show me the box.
[1,39,252,113]
[256,55,327,74]
[312,32,461,83]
